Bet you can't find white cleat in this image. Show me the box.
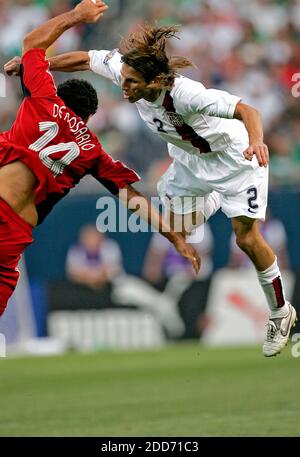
[263,303,297,357]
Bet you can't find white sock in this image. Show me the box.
[204,191,221,222]
[257,258,289,317]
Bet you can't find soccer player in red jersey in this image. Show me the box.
[0,0,200,317]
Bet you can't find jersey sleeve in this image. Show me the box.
[174,78,241,119]
[21,48,57,98]
[88,49,122,86]
[91,147,141,194]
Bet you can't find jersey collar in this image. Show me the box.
[141,89,166,107]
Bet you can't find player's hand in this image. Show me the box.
[4,56,21,76]
[173,236,201,274]
[74,0,109,24]
[243,142,269,167]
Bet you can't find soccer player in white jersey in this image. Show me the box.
[5,24,297,356]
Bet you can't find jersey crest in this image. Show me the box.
[104,49,119,65]
[166,112,185,127]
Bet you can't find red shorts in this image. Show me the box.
[0,198,33,315]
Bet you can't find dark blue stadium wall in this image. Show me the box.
[25,188,300,281]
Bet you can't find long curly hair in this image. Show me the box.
[120,24,194,90]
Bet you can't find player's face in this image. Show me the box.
[121,64,151,103]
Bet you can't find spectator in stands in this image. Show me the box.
[269,129,300,187]
[66,224,122,291]
[51,224,187,339]
[49,228,122,312]
[143,224,214,339]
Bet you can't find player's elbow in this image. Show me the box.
[78,52,90,69]
[22,34,36,54]
[234,102,260,121]
[248,105,261,119]
[23,32,45,54]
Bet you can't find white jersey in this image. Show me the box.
[89,49,268,221]
[88,49,249,156]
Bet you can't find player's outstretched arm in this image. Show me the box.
[118,184,201,274]
[4,51,90,76]
[234,101,269,167]
[50,52,90,72]
[22,0,108,55]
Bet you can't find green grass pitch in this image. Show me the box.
[0,343,299,436]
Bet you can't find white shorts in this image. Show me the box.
[157,143,268,221]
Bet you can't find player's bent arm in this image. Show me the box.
[118,184,201,274]
[49,52,90,72]
[23,0,108,54]
[234,101,263,144]
[23,10,81,54]
[234,101,269,167]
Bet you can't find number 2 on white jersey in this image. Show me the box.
[29,121,80,177]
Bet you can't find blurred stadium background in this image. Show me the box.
[0,0,300,437]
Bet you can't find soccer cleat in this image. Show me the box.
[263,303,297,357]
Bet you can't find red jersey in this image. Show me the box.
[0,48,140,223]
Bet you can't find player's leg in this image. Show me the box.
[220,160,297,356]
[204,191,221,222]
[0,270,20,316]
[231,215,297,356]
[232,215,289,303]
[164,194,218,243]
[157,155,221,240]
[0,198,33,315]
[224,199,295,359]
[232,216,276,271]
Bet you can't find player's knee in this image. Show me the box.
[235,232,257,254]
